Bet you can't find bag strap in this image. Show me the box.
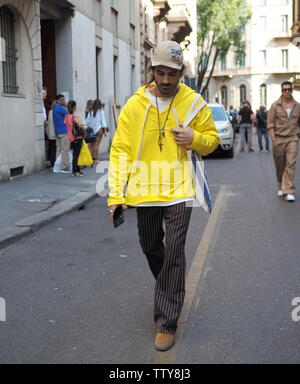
[182,94,207,129]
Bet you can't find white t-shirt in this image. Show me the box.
[146,88,173,113]
[286,108,292,118]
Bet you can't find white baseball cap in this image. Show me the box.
[151,41,183,70]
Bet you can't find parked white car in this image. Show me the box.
[208,103,234,158]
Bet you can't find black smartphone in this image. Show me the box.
[113,205,125,228]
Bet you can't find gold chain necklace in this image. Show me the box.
[155,88,176,152]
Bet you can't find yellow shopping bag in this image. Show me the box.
[78,140,93,166]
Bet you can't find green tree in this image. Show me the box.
[197,0,252,95]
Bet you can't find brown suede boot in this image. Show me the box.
[155,333,175,351]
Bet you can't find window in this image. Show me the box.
[220,55,227,71]
[281,15,288,33]
[236,52,246,68]
[221,86,228,107]
[259,50,267,67]
[113,55,118,101]
[209,106,228,122]
[111,8,118,37]
[240,85,247,105]
[130,24,135,50]
[260,84,267,106]
[131,64,135,95]
[96,47,101,99]
[282,49,288,68]
[258,15,267,30]
[144,7,148,36]
[0,6,18,94]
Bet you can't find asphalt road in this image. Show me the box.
[1,135,300,364]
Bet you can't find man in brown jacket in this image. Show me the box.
[267,81,300,202]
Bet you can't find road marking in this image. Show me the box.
[154,184,228,363]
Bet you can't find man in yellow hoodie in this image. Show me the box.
[107,41,220,351]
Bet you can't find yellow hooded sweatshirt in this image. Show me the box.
[108,83,220,207]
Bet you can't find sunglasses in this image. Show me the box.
[282,88,292,92]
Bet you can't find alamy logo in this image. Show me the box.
[0,37,6,62]
[0,297,6,322]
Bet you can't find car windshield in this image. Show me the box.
[209,106,227,122]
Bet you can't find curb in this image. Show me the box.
[0,190,97,249]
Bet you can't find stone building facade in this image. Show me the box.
[0,0,197,181]
[205,0,300,111]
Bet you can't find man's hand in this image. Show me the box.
[107,204,128,224]
[269,128,275,145]
[171,126,194,146]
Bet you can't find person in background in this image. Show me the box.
[86,99,108,164]
[45,100,57,168]
[256,105,269,153]
[65,100,85,177]
[53,94,71,173]
[42,87,48,122]
[85,99,93,119]
[238,101,255,152]
[267,81,300,202]
[42,87,50,166]
[227,105,239,134]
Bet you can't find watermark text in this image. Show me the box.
[0,297,6,322]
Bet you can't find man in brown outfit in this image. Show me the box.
[267,81,300,202]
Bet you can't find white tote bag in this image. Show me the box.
[182,95,213,213]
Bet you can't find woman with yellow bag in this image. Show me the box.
[65,100,86,177]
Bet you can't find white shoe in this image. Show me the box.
[285,194,296,202]
[277,190,284,197]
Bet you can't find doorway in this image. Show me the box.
[41,20,57,108]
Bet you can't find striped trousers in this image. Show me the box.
[137,203,192,335]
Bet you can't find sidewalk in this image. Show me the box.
[0,153,109,249]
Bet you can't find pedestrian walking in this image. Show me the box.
[53,94,71,173]
[238,101,255,152]
[45,101,57,168]
[65,100,85,177]
[86,99,108,164]
[267,81,300,202]
[256,105,270,152]
[107,41,220,352]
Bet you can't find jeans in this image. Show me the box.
[257,128,270,151]
[240,123,253,151]
[70,139,83,174]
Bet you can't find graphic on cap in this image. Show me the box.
[151,41,183,70]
